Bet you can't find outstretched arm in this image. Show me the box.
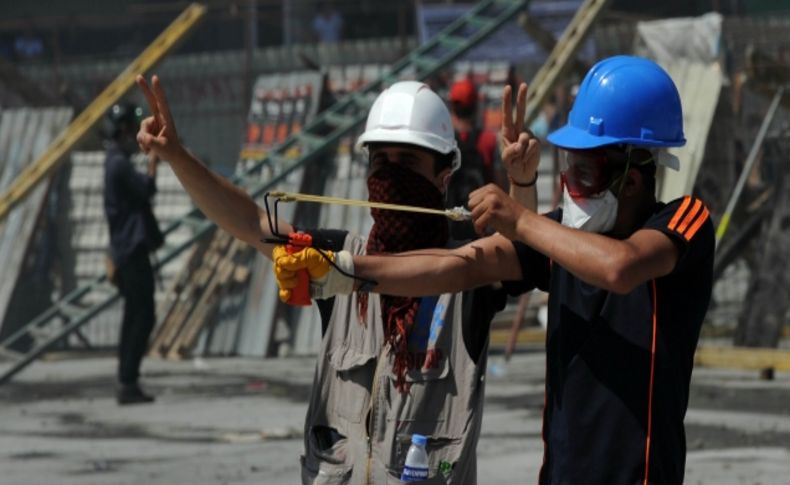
[468,184,680,294]
[136,75,292,258]
[352,234,523,296]
[274,233,524,301]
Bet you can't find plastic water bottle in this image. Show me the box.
[400,433,429,481]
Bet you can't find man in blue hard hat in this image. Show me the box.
[275,55,715,484]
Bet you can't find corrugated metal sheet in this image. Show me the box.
[65,151,194,347]
[634,15,724,202]
[227,144,373,358]
[0,107,73,336]
[18,38,417,174]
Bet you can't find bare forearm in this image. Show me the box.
[354,250,470,296]
[517,211,676,293]
[510,183,537,211]
[167,147,290,255]
[353,235,522,296]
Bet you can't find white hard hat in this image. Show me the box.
[356,81,461,173]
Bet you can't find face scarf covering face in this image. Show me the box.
[361,161,448,393]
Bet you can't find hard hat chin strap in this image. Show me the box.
[613,146,634,197]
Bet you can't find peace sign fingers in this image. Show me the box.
[499,82,539,185]
[514,82,527,137]
[501,82,528,142]
[135,74,181,161]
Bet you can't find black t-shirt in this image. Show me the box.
[504,196,714,485]
[309,229,509,363]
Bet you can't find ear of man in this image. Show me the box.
[620,167,643,198]
[438,165,454,193]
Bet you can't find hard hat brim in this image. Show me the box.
[547,125,686,150]
[355,128,461,173]
[356,128,453,154]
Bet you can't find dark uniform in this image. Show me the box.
[506,196,714,484]
[103,116,163,403]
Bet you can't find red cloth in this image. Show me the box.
[476,130,497,169]
[361,162,448,393]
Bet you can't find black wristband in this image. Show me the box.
[509,172,538,187]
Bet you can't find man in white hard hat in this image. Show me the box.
[136,74,539,483]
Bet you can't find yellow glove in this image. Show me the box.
[272,245,336,303]
[273,245,356,303]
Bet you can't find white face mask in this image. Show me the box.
[561,186,619,234]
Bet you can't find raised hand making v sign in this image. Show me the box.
[499,83,540,209]
[135,74,295,258]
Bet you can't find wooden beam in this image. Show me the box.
[490,330,790,372]
[490,327,546,347]
[695,346,790,371]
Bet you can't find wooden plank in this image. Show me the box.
[148,231,214,352]
[489,327,546,347]
[490,332,790,373]
[695,346,790,371]
[166,238,247,359]
[147,230,231,357]
[160,231,233,353]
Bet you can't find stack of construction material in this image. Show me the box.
[148,230,253,359]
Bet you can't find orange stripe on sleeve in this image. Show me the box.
[667,196,691,231]
[676,198,702,234]
[643,280,658,485]
[684,207,710,241]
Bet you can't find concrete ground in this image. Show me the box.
[1,349,789,485]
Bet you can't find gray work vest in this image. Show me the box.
[300,234,488,485]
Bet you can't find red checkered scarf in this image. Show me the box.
[360,162,448,393]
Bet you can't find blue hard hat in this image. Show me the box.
[548,56,685,150]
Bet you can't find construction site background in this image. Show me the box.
[1,1,790,483]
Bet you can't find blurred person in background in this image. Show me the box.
[311,1,343,44]
[103,103,163,405]
[447,77,523,239]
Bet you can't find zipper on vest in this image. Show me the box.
[365,344,389,484]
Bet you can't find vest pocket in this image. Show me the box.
[327,345,376,423]
[301,428,353,484]
[300,456,352,485]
